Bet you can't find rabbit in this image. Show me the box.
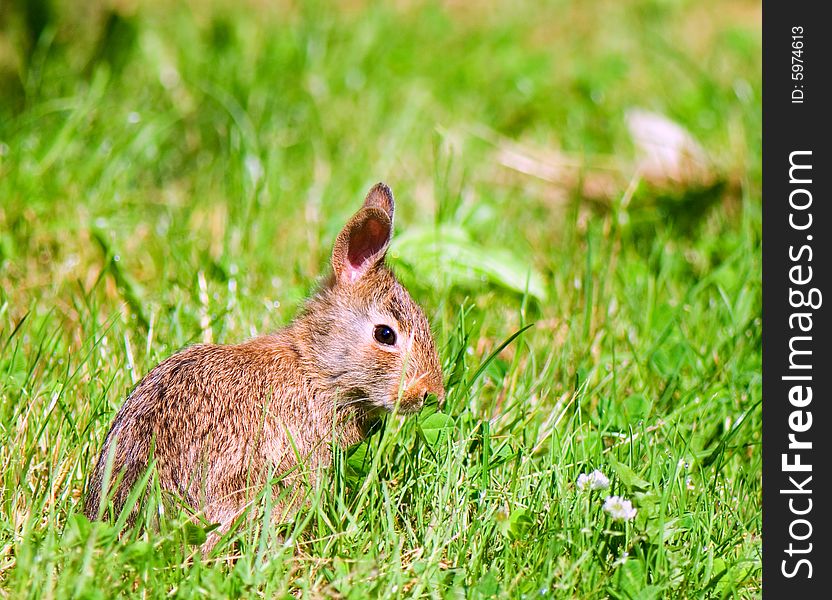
[83,183,445,547]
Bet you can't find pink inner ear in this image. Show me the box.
[347,216,389,272]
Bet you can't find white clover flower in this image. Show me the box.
[588,470,610,490]
[603,496,637,521]
[577,469,610,491]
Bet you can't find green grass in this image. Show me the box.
[0,0,761,597]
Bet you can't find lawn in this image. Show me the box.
[0,0,761,597]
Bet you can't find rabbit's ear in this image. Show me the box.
[362,183,395,224]
[331,206,392,284]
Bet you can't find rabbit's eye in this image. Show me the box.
[373,325,397,346]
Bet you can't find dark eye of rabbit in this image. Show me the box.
[373,325,397,346]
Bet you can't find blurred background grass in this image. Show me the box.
[0,0,760,597]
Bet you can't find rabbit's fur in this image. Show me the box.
[84,183,444,542]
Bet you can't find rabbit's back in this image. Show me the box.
[84,333,321,521]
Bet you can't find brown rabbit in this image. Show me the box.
[84,183,445,545]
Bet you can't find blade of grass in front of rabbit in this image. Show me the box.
[465,323,535,395]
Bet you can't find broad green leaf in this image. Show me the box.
[419,412,455,447]
[632,491,659,517]
[608,456,651,492]
[123,540,153,561]
[183,522,207,546]
[612,557,645,599]
[391,224,548,301]
[622,394,652,422]
[475,570,500,597]
[347,440,372,476]
[499,508,535,541]
[645,517,687,544]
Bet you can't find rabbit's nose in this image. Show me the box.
[401,377,445,413]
